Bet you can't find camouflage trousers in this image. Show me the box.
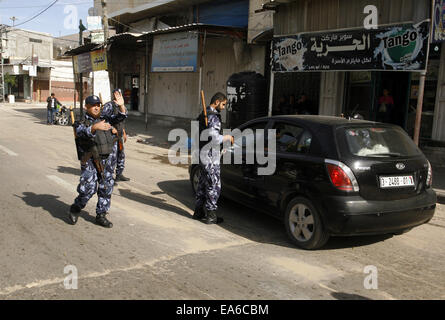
[195,163,221,212]
[115,144,125,176]
[74,142,118,214]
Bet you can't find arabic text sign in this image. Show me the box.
[76,52,92,73]
[73,49,107,73]
[91,49,107,71]
[151,32,198,72]
[273,20,430,72]
[91,31,105,44]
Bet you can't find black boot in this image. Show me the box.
[192,205,205,220]
[69,204,81,225]
[96,213,113,228]
[201,210,224,224]
[115,174,130,182]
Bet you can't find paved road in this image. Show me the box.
[0,104,444,300]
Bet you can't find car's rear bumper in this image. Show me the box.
[320,189,437,236]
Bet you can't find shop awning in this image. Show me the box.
[251,28,274,44]
[65,23,247,56]
[64,42,105,56]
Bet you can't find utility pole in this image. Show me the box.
[101,0,109,41]
[10,17,18,27]
[0,26,5,102]
[31,44,34,102]
[414,71,427,146]
[78,20,85,120]
[101,0,113,92]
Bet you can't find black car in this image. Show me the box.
[189,116,436,250]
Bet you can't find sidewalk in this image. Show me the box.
[125,112,182,150]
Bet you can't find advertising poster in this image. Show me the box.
[73,50,107,73]
[91,49,107,72]
[273,20,430,72]
[151,32,198,72]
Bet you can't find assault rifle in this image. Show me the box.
[71,102,105,183]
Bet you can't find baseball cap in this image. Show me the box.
[85,95,101,106]
[112,88,122,95]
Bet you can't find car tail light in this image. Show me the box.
[325,160,359,192]
[427,160,433,187]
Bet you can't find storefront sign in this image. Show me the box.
[28,65,37,77]
[91,31,105,44]
[73,49,107,73]
[91,49,107,71]
[13,65,20,75]
[151,32,198,72]
[87,16,102,31]
[273,20,430,72]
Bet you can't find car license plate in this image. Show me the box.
[380,176,414,188]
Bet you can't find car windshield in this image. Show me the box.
[342,126,421,158]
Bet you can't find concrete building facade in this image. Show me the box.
[269,0,444,143]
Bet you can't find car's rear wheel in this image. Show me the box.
[284,197,329,250]
[190,166,201,195]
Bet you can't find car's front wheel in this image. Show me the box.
[284,197,329,250]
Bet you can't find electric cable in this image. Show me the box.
[13,0,59,28]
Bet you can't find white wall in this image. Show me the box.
[5,29,53,62]
[50,60,74,82]
[93,71,112,103]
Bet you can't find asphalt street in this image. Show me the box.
[0,103,444,300]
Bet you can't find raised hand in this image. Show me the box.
[113,90,125,107]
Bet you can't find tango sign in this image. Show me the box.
[272,20,430,72]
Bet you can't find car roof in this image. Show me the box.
[253,115,377,127]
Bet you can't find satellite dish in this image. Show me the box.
[88,7,99,16]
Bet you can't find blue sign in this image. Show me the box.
[151,32,198,72]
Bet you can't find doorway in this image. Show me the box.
[120,74,140,111]
[374,72,411,128]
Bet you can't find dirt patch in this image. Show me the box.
[268,256,342,283]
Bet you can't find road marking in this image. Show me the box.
[47,175,76,192]
[0,145,18,156]
[0,241,251,296]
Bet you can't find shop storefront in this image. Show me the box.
[7,74,30,100]
[342,43,440,139]
[117,74,140,111]
[271,20,431,141]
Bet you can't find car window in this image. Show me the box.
[296,130,312,154]
[234,121,268,148]
[342,126,421,158]
[273,122,307,153]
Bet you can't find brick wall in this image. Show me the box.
[51,81,75,102]
[33,80,49,102]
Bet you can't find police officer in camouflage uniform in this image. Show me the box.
[106,89,130,183]
[69,93,127,228]
[194,92,233,224]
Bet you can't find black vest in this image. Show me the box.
[76,118,115,158]
[197,108,221,150]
